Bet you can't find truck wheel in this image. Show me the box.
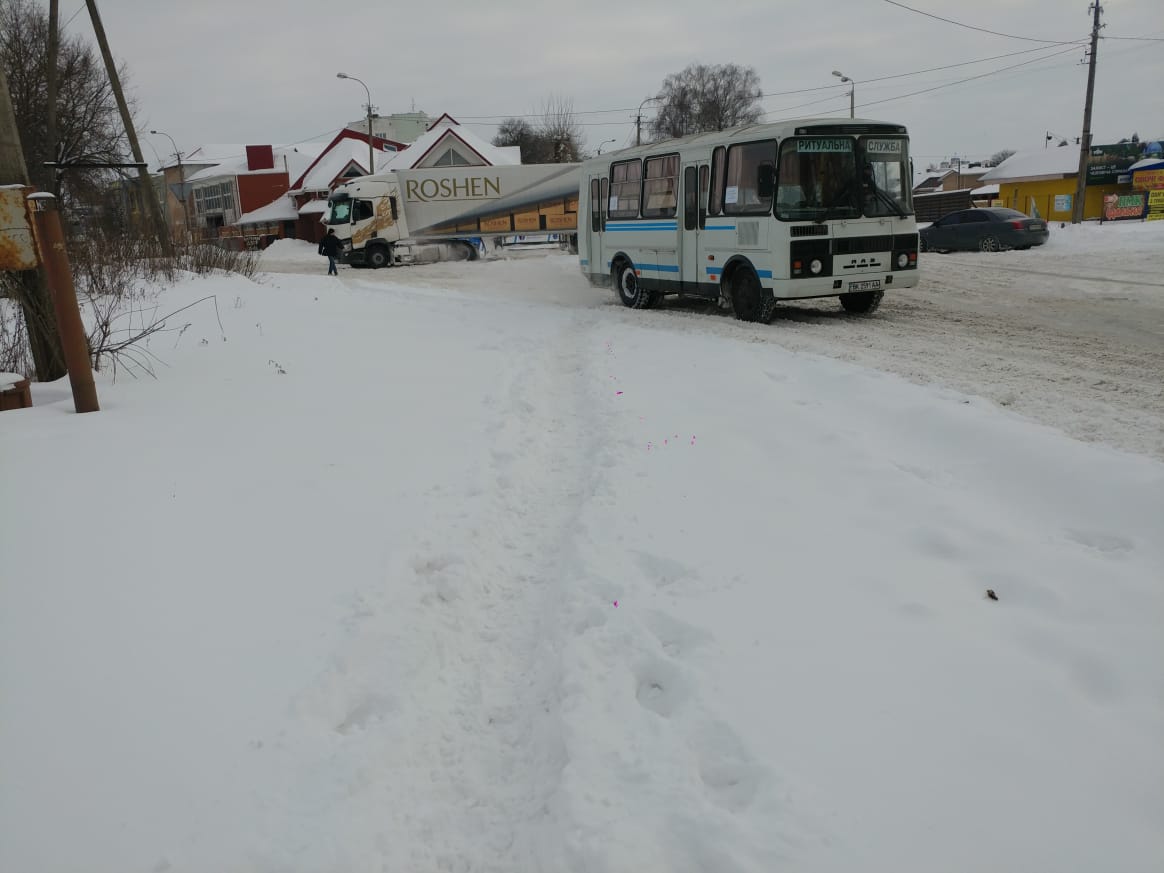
[367,246,390,269]
[730,267,776,323]
[839,290,884,314]
[613,259,657,309]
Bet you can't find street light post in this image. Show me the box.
[149,129,189,239]
[337,72,375,174]
[635,95,662,146]
[832,70,855,118]
[597,138,616,155]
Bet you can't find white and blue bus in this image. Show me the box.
[577,118,918,322]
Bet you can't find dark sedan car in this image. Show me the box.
[920,208,1050,252]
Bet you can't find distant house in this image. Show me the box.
[376,114,521,172]
[177,144,326,245]
[978,147,1084,220]
[270,128,406,244]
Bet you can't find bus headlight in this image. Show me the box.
[809,259,823,275]
[897,252,909,268]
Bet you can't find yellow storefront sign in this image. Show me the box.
[1133,169,1164,191]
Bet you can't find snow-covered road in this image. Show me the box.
[272,221,1163,460]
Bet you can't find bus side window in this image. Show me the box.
[709,147,726,216]
[600,178,609,230]
[698,165,709,229]
[590,179,601,232]
[684,166,698,230]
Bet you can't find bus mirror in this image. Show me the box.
[757,165,775,199]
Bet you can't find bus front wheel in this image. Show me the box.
[730,268,776,324]
[614,261,657,309]
[839,290,884,314]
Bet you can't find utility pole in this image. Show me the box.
[84,0,172,254]
[0,65,66,380]
[1072,1,1103,224]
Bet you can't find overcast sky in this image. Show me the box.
[70,0,1164,168]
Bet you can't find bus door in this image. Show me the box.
[584,174,608,278]
[680,162,709,293]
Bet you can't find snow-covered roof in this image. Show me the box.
[298,199,328,214]
[186,143,328,184]
[981,147,1080,182]
[175,144,249,170]
[235,195,298,225]
[972,183,1000,196]
[378,119,520,172]
[1129,157,1164,172]
[293,139,394,192]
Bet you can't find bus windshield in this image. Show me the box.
[776,137,860,221]
[860,136,912,218]
[775,135,913,221]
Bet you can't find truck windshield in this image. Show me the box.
[326,199,351,225]
[775,136,913,221]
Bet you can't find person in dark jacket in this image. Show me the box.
[318,228,342,275]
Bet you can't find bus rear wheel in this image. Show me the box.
[614,260,658,309]
[839,290,884,314]
[730,267,776,324]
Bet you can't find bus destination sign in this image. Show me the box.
[864,139,903,155]
[798,138,853,153]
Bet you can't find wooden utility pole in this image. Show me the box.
[1071,2,1103,225]
[0,65,66,380]
[84,0,172,254]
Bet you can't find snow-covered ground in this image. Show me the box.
[1,221,1162,872]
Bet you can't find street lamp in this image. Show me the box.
[597,138,616,155]
[337,72,375,175]
[635,95,662,146]
[149,129,189,239]
[832,70,855,119]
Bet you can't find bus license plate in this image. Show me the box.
[848,279,881,292]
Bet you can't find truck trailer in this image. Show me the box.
[325,164,580,268]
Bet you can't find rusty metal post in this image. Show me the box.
[27,192,99,413]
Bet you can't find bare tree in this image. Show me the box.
[1,0,135,206]
[493,94,584,163]
[652,63,763,141]
[989,149,1016,167]
[539,94,584,162]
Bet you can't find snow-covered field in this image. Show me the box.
[1,221,1162,872]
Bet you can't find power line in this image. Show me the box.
[852,44,1083,111]
[760,42,1081,119]
[882,0,1085,44]
[1103,35,1164,41]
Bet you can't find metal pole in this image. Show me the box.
[1071,2,1103,224]
[635,96,659,147]
[832,71,855,118]
[337,73,374,174]
[27,193,99,413]
[151,130,189,239]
